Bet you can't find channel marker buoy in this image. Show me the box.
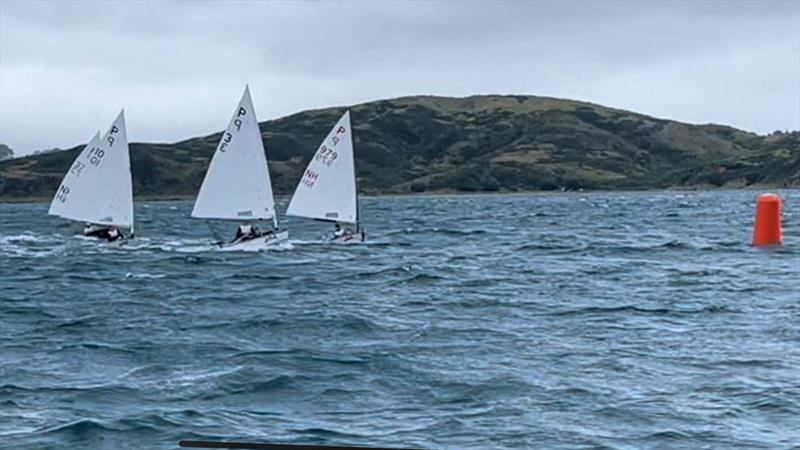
[752,193,783,246]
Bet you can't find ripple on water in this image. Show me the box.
[1,191,798,450]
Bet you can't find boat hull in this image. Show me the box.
[220,231,289,251]
[331,231,366,243]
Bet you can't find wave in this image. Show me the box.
[0,383,137,397]
[230,273,291,281]
[432,228,488,236]
[194,371,296,400]
[54,342,136,355]
[545,304,735,318]
[34,418,114,436]
[355,266,412,278]
[573,239,733,253]
[52,315,99,329]
[517,242,587,252]
[390,273,446,286]
[124,272,167,279]
[308,354,370,366]
[0,234,41,243]
[288,427,368,440]
[228,348,296,358]
[516,239,740,254]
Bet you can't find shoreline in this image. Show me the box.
[1,185,793,205]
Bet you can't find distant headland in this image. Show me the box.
[1,95,798,202]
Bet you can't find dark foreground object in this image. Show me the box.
[179,440,420,450]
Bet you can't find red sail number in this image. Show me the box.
[303,169,319,188]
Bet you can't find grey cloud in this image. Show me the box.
[1,0,798,155]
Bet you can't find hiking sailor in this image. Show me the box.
[84,223,123,242]
[233,221,260,242]
[333,223,354,241]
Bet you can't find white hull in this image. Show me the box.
[220,230,289,251]
[80,233,127,245]
[330,231,366,244]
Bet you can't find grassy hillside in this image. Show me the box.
[1,95,797,201]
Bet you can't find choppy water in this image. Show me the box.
[1,190,798,450]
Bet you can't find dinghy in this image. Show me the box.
[191,86,288,250]
[49,111,134,242]
[287,110,365,243]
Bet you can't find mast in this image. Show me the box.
[351,110,361,233]
[127,110,135,239]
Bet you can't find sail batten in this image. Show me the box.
[48,111,134,228]
[191,86,276,221]
[286,110,358,224]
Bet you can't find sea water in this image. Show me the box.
[1,190,798,449]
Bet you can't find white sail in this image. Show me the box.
[48,111,134,229]
[287,110,358,224]
[192,86,276,221]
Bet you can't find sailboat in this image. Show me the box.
[191,86,288,250]
[287,110,365,242]
[49,111,134,242]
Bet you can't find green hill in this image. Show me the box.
[1,95,797,201]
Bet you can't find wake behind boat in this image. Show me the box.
[286,110,365,243]
[191,86,288,250]
[48,111,134,243]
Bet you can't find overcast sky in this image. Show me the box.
[1,0,798,155]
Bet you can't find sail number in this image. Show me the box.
[315,145,338,167]
[220,107,247,153]
[302,169,319,188]
[55,185,70,203]
[86,146,105,167]
[70,161,86,178]
[313,125,348,167]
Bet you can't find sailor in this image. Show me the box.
[234,221,259,241]
[106,227,123,242]
[333,223,345,239]
[333,223,355,241]
[84,223,123,242]
[84,223,111,239]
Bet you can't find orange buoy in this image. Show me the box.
[752,193,783,246]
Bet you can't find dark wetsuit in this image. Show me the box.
[85,227,123,242]
[233,225,262,242]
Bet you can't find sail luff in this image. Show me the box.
[118,110,134,233]
[350,112,360,228]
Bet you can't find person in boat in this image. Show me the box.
[232,221,279,242]
[106,227,122,242]
[333,223,355,241]
[234,222,258,241]
[84,223,123,242]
